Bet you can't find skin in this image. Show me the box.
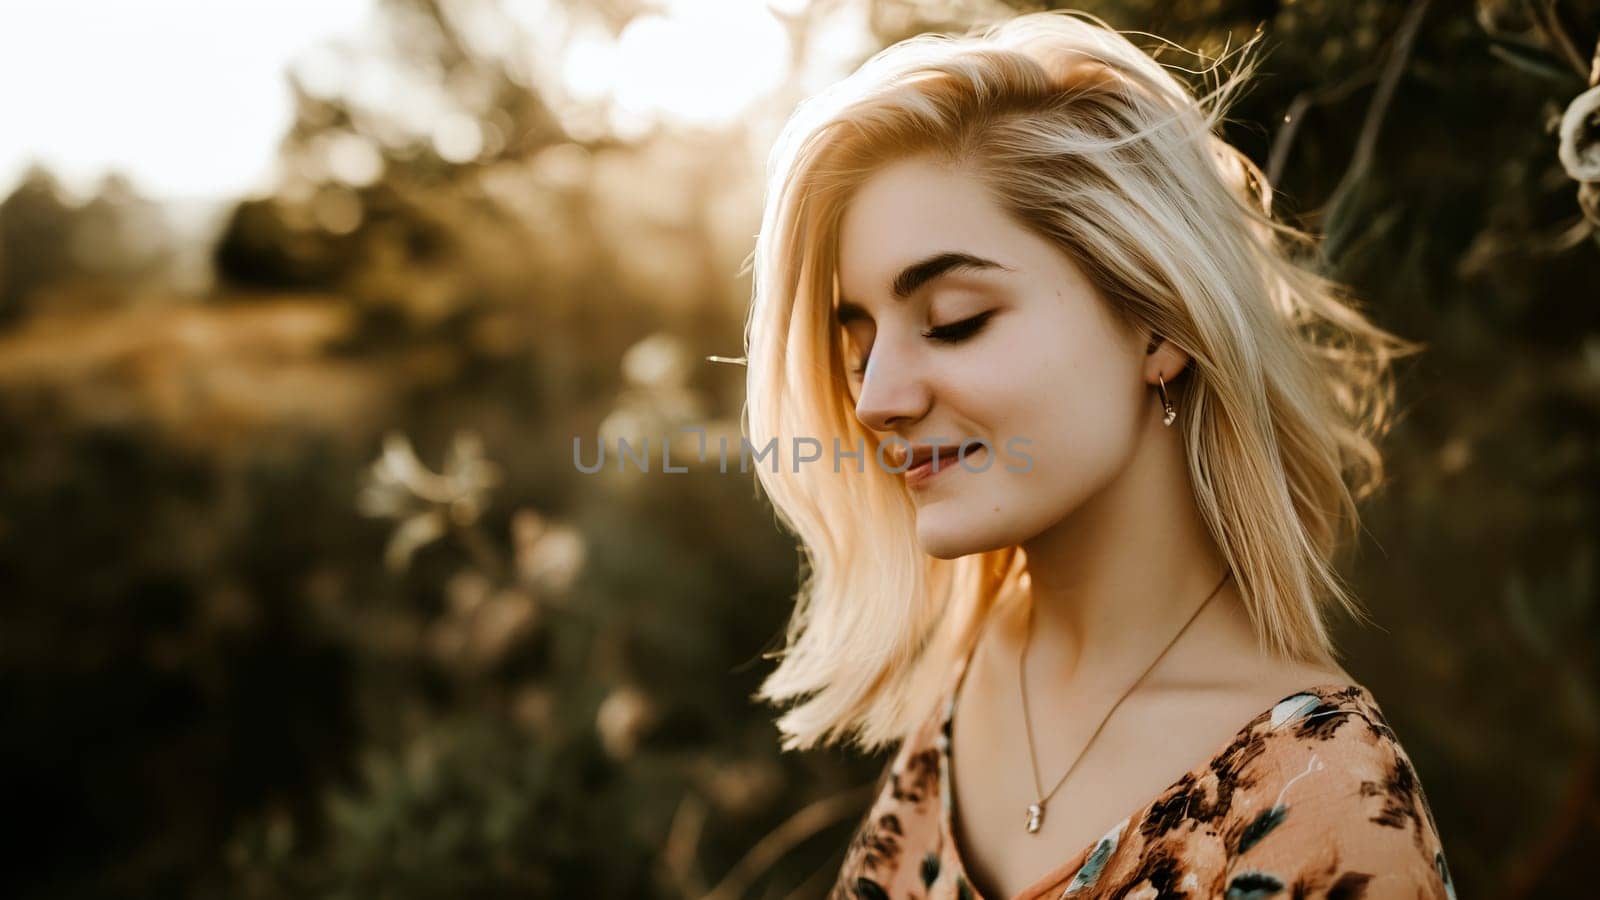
[835,156,1353,898]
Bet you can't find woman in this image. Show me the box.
[741,10,1455,899]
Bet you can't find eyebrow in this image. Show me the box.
[835,251,1011,323]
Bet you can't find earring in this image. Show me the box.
[1157,373,1176,426]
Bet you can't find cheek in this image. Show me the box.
[968,321,1140,473]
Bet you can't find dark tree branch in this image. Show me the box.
[1267,60,1384,188]
[1530,0,1591,80]
[1319,0,1432,223]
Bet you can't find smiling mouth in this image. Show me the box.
[888,444,965,470]
[908,445,964,469]
[905,445,983,486]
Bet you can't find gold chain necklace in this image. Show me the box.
[1018,568,1233,834]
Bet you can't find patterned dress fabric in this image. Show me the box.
[829,641,1457,899]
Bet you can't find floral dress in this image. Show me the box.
[829,642,1457,899]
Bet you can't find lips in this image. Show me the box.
[899,444,966,470]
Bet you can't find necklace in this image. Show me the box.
[1018,568,1233,834]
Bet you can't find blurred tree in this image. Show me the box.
[0,166,76,323]
[0,168,177,323]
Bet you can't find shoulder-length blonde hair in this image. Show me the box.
[742,10,1422,754]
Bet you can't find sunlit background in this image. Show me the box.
[1,0,1597,896]
[0,0,848,198]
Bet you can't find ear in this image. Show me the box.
[1144,332,1191,382]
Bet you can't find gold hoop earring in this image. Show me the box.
[1157,374,1176,426]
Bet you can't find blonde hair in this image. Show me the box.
[741,10,1423,754]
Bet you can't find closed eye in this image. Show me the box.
[847,310,997,376]
[923,309,996,344]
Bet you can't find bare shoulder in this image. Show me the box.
[1137,657,1359,739]
[1251,661,1360,707]
[1206,654,1359,713]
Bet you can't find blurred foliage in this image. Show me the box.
[0,0,1597,897]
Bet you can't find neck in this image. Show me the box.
[1002,413,1251,691]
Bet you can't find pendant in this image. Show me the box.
[1025,802,1043,834]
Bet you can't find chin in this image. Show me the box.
[913,514,999,560]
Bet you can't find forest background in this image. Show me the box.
[1,0,1597,896]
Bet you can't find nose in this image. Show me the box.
[852,338,931,433]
